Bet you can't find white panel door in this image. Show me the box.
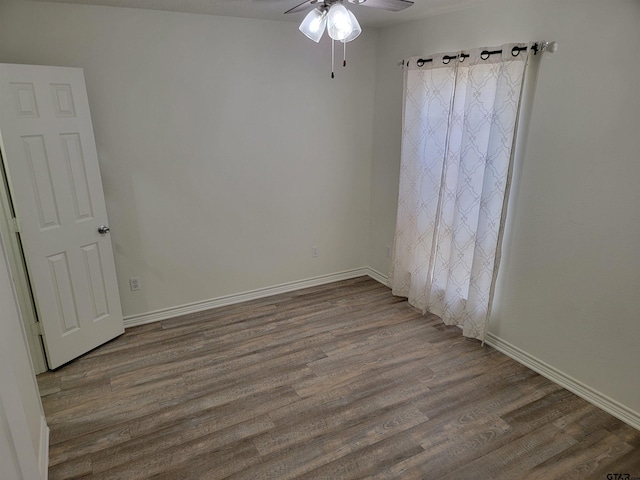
[0,63,124,369]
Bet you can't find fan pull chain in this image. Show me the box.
[343,41,347,67]
[331,39,335,78]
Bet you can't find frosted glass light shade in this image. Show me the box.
[327,3,354,41]
[299,8,327,43]
[341,10,361,42]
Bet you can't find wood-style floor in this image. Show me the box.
[37,277,640,480]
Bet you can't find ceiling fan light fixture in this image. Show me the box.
[287,0,414,78]
[341,9,361,42]
[327,3,354,41]
[299,7,327,42]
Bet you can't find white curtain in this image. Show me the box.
[389,44,533,341]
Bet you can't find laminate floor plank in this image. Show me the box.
[195,301,335,340]
[525,429,634,480]
[266,356,435,424]
[587,449,640,480]
[180,346,325,390]
[91,415,274,475]
[48,456,93,480]
[438,423,579,480]
[226,405,429,480]
[41,378,112,415]
[252,376,432,458]
[94,431,264,480]
[363,414,515,480]
[81,323,205,361]
[48,423,132,467]
[146,439,262,480]
[293,425,427,480]
[37,276,640,479]
[57,331,207,389]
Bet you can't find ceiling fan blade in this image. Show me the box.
[285,0,316,14]
[347,0,413,12]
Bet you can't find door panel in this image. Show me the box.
[0,63,124,369]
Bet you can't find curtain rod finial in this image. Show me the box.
[540,41,558,53]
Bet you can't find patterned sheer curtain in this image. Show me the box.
[389,43,533,341]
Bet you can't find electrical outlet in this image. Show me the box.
[311,246,319,258]
[129,277,141,291]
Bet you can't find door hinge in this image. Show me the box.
[30,322,43,337]
[11,217,21,233]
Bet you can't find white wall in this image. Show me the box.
[0,233,47,479]
[370,0,640,416]
[0,0,377,318]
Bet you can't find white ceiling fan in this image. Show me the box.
[285,0,414,15]
[285,0,413,77]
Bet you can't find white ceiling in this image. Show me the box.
[32,0,489,27]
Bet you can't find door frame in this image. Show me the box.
[0,136,48,374]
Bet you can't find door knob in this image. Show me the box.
[98,225,110,235]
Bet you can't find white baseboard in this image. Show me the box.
[39,415,49,480]
[365,267,389,287]
[124,267,388,328]
[485,332,640,431]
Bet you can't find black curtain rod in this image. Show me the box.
[406,44,538,68]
